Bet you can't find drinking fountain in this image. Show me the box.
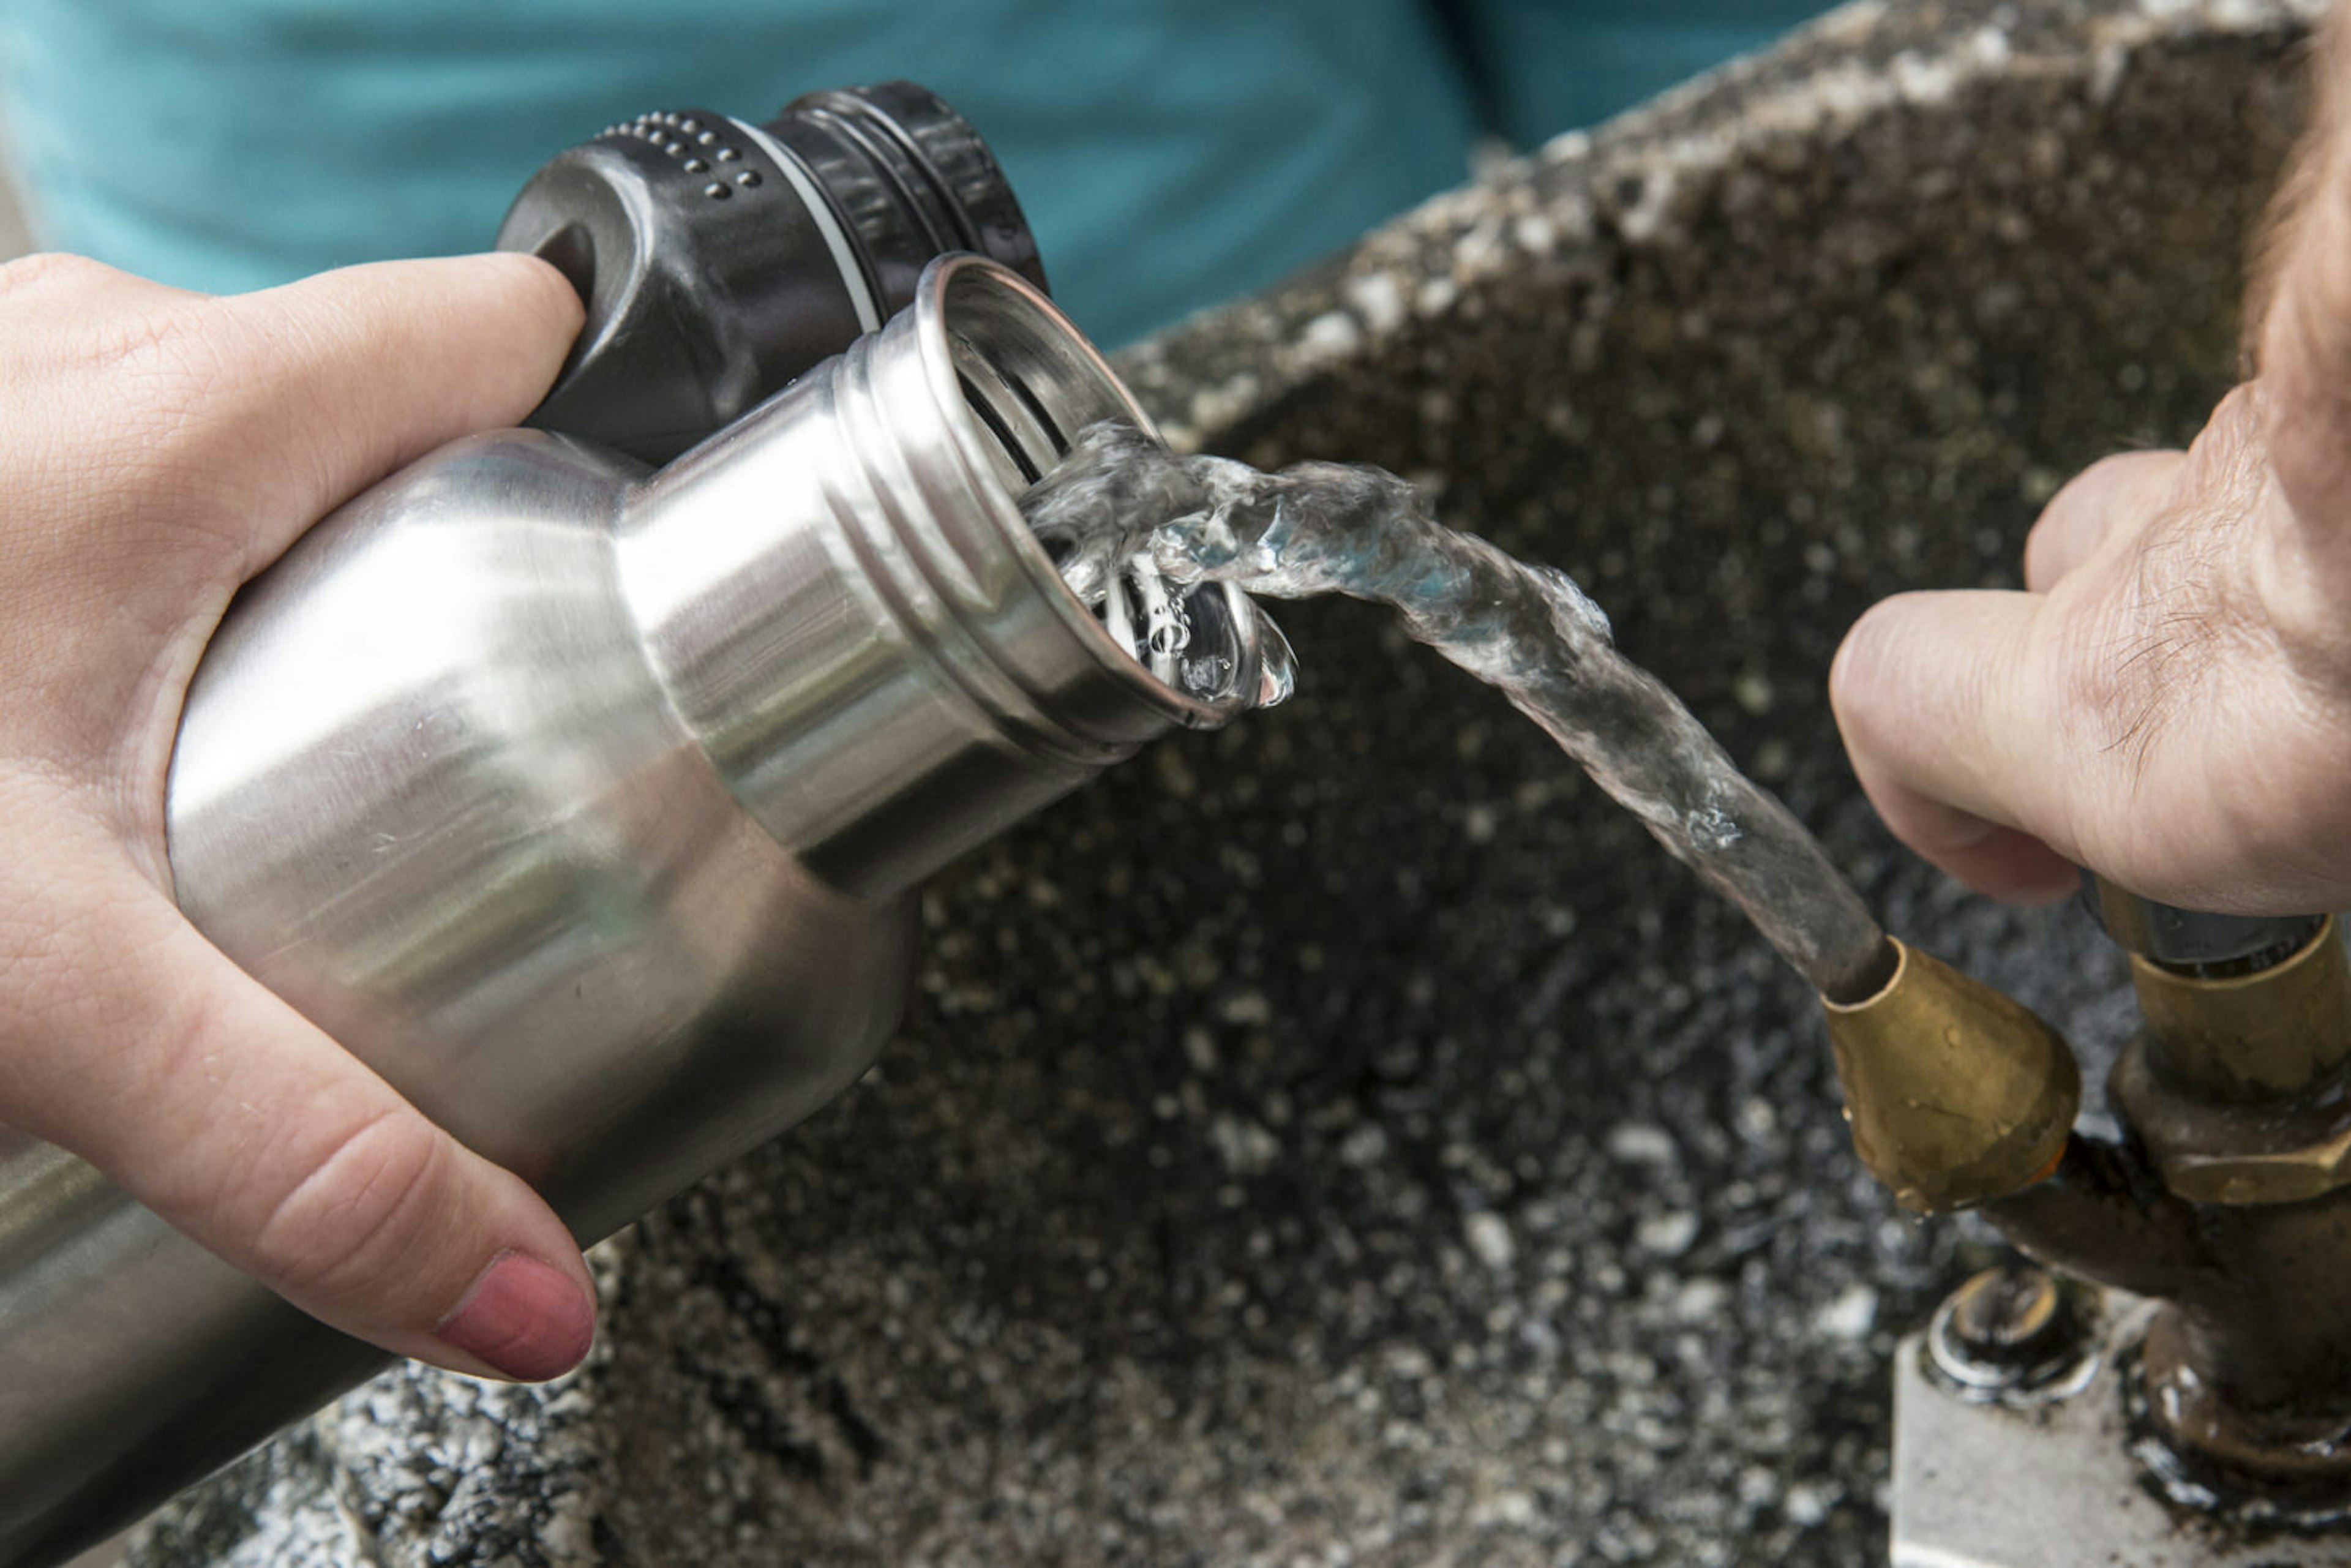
[83,2,2351,1564]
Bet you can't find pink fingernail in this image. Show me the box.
[437,1250,595,1381]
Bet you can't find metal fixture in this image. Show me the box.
[1924,1263,2095,1402]
[1886,1292,2351,1568]
[1862,881,2351,1563]
[0,257,1272,1568]
[2085,881,2322,978]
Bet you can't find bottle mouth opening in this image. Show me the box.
[912,255,1269,727]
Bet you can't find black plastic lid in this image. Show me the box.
[497,81,1046,464]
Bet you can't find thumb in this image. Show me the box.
[1829,588,2083,902]
[197,253,585,577]
[0,809,594,1380]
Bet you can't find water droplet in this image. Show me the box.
[1251,608,1297,708]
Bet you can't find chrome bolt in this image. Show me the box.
[1927,1262,2093,1399]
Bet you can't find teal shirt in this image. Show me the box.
[0,1,1828,345]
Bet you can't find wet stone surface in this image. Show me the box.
[133,1,2315,1563]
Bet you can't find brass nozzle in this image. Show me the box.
[1820,940,2080,1213]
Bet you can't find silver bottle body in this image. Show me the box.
[0,257,1263,1567]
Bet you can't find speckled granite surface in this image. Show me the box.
[129,2,2320,1563]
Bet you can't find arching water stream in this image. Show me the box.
[1022,422,1892,1003]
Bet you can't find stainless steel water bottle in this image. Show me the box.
[0,255,1275,1568]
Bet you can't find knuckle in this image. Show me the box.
[86,302,245,436]
[2026,454,2116,533]
[245,1108,456,1305]
[2019,523,2064,593]
[0,250,119,301]
[2024,451,2170,587]
[0,254,228,407]
[2180,384,2268,492]
[62,306,272,536]
[2204,381,2265,437]
[2066,450,2156,494]
[0,273,253,498]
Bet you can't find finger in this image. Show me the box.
[1830,588,2083,901]
[2022,451,2183,593]
[0,807,594,1380]
[1840,763,2080,904]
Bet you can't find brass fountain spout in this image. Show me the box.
[1819,938,2080,1214]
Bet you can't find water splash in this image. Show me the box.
[1021,422,1891,1002]
[1024,429,1298,711]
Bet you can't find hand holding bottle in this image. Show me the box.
[0,252,598,1380]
